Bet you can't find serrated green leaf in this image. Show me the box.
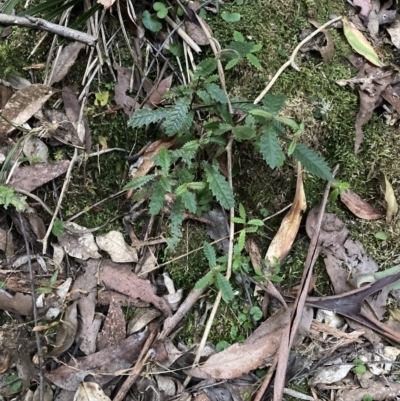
[245,226,258,233]
[262,94,286,116]
[225,57,240,70]
[154,148,171,173]
[52,219,64,237]
[232,217,245,224]
[187,181,206,191]
[205,74,220,84]
[195,270,215,289]
[233,30,244,42]
[204,242,217,267]
[239,203,246,221]
[215,273,234,302]
[142,10,162,32]
[149,181,167,215]
[251,43,262,53]
[275,116,299,131]
[204,162,235,209]
[168,197,185,249]
[238,230,246,252]
[181,190,197,213]
[214,123,233,136]
[247,219,264,226]
[287,140,296,156]
[221,12,241,22]
[129,108,168,128]
[232,126,256,141]
[292,143,333,181]
[175,184,187,197]
[259,127,285,169]
[159,175,171,192]
[195,58,218,77]
[205,83,228,104]
[246,53,261,69]
[162,97,190,135]
[197,90,212,105]
[124,174,155,190]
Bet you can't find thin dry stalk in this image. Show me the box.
[254,16,342,104]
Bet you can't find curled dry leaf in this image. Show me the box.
[308,19,334,61]
[340,189,385,220]
[10,160,70,192]
[187,307,289,379]
[46,301,78,357]
[58,223,101,260]
[0,84,57,136]
[100,260,172,316]
[46,329,149,391]
[184,19,212,46]
[265,163,306,271]
[96,230,138,263]
[146,75,173,108]
[127,307,161,335]
[381,173,398,223]
[49,42,85,85]
[73,381,111,401]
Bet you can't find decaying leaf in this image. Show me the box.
[22,136,49,163]
[0,83,13,109]
[46,302,78,357]
[73,381,111,401]
[9,160,70,192]
[309,364,353,385]
[97,295,126,350]
[146,75,173,108]
[387,20,400,49]
[127,307,161,334]
[100,260,172,316]
[0,84,57,136]
[203,207,229,253]
[58,223,101,260]
[340,189,385,220]
[184,20,211,46]
[308,19,334,61]
[353,0,372,19]
[336,378,400,401]
[96,231,138,263]
[265,163,306,271]
[46,329,149,391]
[49,42,85,85]
[381,172,398,223]
[187,307,289,379]
[342,17,385,67]
[0,227,14,258]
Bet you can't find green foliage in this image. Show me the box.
[153,2,168,18]
[37,271,59,294]
[362,395,373,401]
[329,180,350,202]
[52,220,64,237]
[216,340,230,351]
[6,374,21,393]
[142,10,162,32]
[353,358,367,375]
[221,12,241,22]
[0,185,27,211]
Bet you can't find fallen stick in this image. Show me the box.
[0,14,97,46]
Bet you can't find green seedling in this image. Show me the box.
[329,180,350,202]
[37,271,59,294]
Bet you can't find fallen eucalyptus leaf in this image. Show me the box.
[340,189,385,220]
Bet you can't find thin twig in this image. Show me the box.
[254,16,342,104]
[41,149,78,254]
[15,189,55,216]
[18,213,44,401]
[183,136,236,387]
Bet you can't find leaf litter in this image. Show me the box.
[2,3,400,401]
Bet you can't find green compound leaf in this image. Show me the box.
[262,94,286,116]
[181,190,197,213]
[215,272,234,302]
[159,175,171,192]
[221,12,241,22]
[239,203,246,221]
[154,148,171,174]
[124,174,155,190]
[195,58,218,77]
[246,53,261,69]
[292,143,333,181]
[149,181,167,215]
[259,127,285,169]
[205,83,228,104]
[247,219,264,226]
[251,43,262,53]
[204,162,235,209]
[232,126,256,141]
[142,10,162,32]
[162,97,190,135]
[195,270,215,289]
[52,219,64,237]
[168,197,185,249]
[129,108,168,128]
[204,241,217,267]
[237,230,246,252]
[225,57,240,70]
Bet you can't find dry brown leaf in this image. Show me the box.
[23,208,46,240]
[127,308,161,335]
[340,189,385,220]
[186,307,289,379]
[0,83,13,109]
[0,84,56,136]
[100,260,172,316]
[0,292,33,315]
[265,163,306,270]
[336,378,400,401]
[73,381,111,401]
[96,231,138,263]
[23,136,48,163]
[49,42,85,85]
[308,19,334,61]
[46,302,78,357]
[381,172,398,223]
[387,20,400,49]
[354,0,372,19]
[0,227,14,258]
[146,75,173,108]
[58,223,101,260]
[97,295,126,350]
[184,19,211,46]
[46,329,149,391]
[10,160,70,192]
